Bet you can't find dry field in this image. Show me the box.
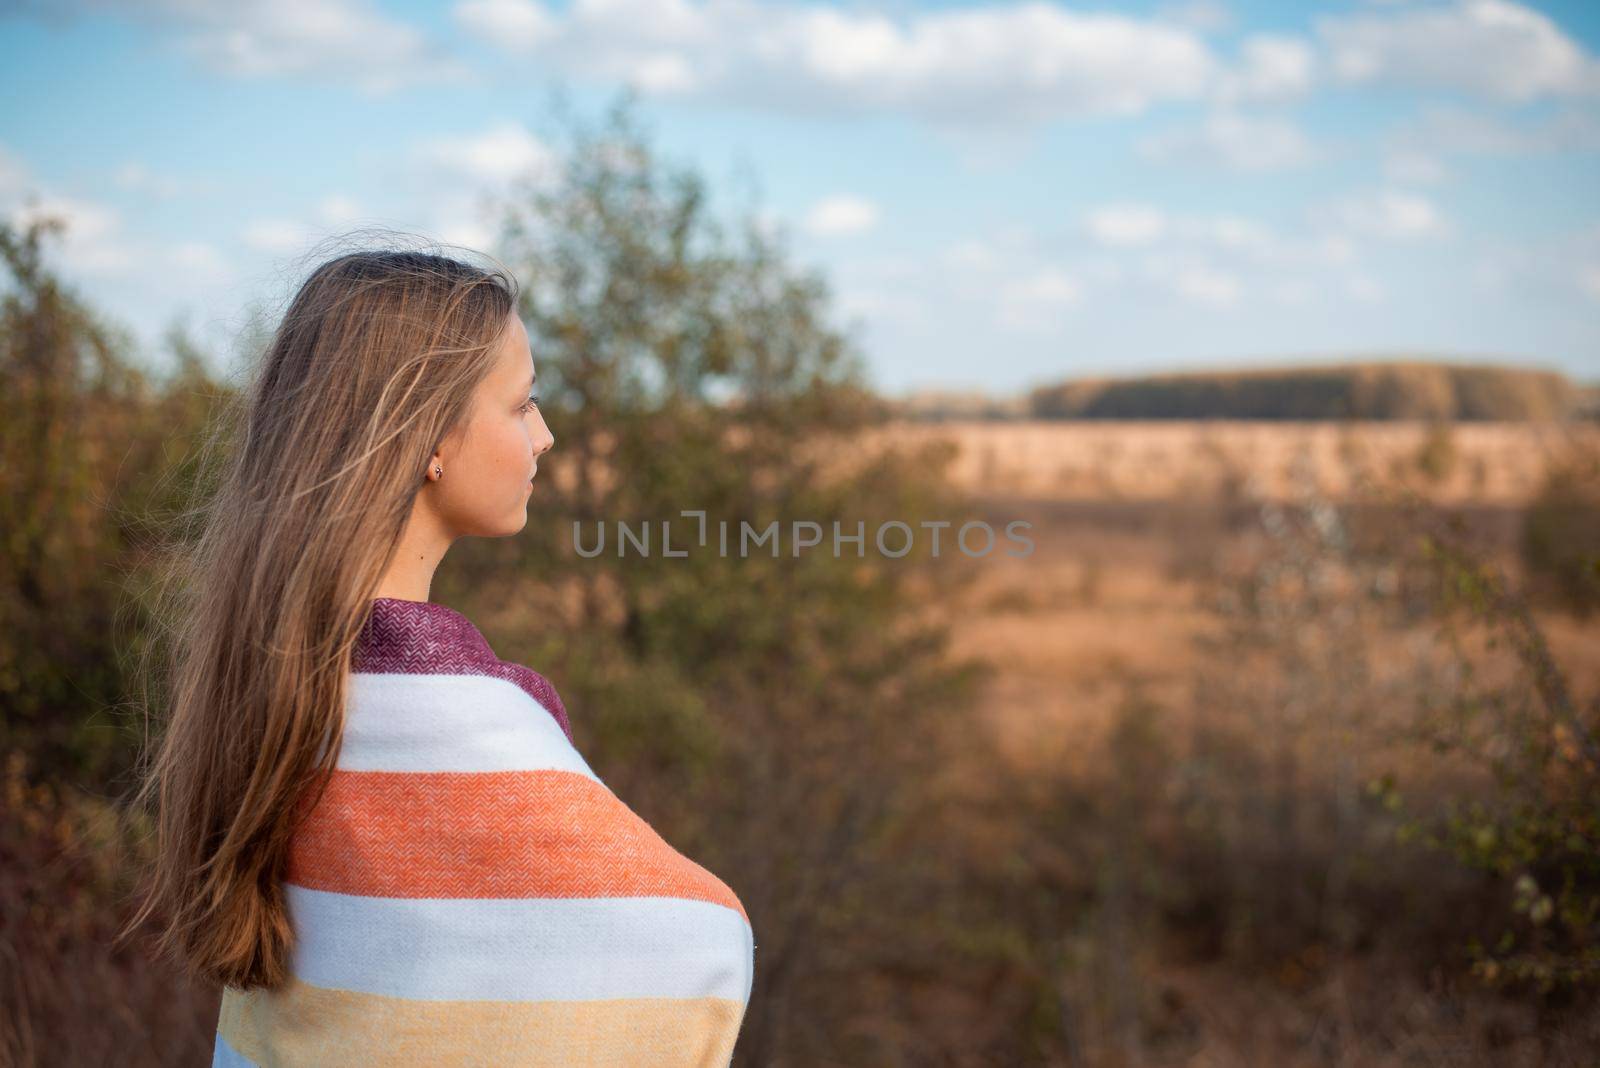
[891,419,1600,1063]
[880,419,1600,772]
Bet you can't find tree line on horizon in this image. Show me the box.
[898,360,1593,422]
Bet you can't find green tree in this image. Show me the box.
[440,93,988,1064]
[1377,531,1600,994]
[1,218,232,1068]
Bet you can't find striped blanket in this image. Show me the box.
[212,597,755,1066]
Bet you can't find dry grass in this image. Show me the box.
[873,419,1600,505]
[882,420,1600,1065]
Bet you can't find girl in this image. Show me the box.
[126,247,755,1066]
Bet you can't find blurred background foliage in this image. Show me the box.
[2,97,1599,1066]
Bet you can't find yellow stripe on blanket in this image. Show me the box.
[217,978,747,1068]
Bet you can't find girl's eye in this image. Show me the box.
[520,391,541,413]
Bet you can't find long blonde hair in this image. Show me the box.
[122,242,518,989]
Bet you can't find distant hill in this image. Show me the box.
[896,361,1592,422]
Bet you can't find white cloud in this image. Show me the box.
[631,52,700,93]
[454,0,1221,127]
[1012,268,1082,305]
[455,0,558,49]
[804,194,879,236]
[242,219,312,254]
[1384,149,1450,185]
[834,286,925,328]
[432,217,498,251]
[1174,265,1241,306]
[1138,249,1243,306]
[1392,102,1600,158]
[1193,214,1274,252]
[1083,207,1340,276]
[112,162,185,198]
[235,198,371,256]
[167,240,232,279]
[1472,254,1513,295]
[417,121,556,186]
[858,228,1094,335]
[1157,0,1232,34]
[750,207,785,243]
[1271,278,1312,306]
[1454,226,1600,305]
[7,191,134,275]
[1322,188,1449,240]
[59,0,472,94]
[1316,233,1357,266]
[317,195,365,226]
[2,146,234,288]
[939,238,1003,273]
[1581,265,1600,301]
[1213,34,1315,105]
[1315,0,1600,102]
[1345,274,1385,303]
[997,267,1082,330]
[0,147,28,199]
[1085,203,1167,247]
[395,123,562,254]
[1138,110,1316,171]
[828,252,937,334]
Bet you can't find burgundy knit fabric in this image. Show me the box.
[353,596,572,743]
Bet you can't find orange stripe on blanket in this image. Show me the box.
[285,770,746,918]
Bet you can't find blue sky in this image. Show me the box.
[2,0,1598,395]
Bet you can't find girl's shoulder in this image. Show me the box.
[353,596,572,742]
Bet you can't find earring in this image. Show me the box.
[433,464,443,479]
